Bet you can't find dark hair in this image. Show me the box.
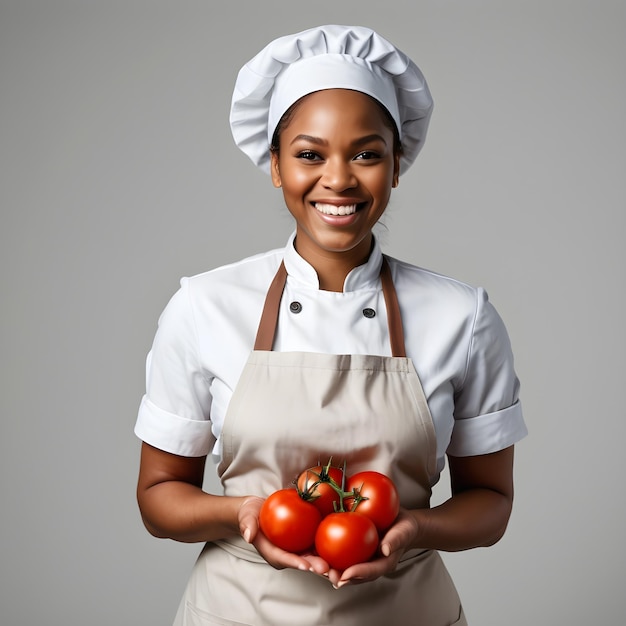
[269,91,402,156]
[270,98,305,153]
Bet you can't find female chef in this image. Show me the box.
[135,25,527,625]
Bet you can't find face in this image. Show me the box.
[270,89,400,266]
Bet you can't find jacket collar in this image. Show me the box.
[283,231,384,292]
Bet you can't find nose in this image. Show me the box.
[321,158,357,191]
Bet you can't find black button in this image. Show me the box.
[289,301,303,314]
[362,308,376,318]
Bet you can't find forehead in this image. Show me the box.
[285,89,395,133]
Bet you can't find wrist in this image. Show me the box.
[406,507,431,550]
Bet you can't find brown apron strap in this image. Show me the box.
[254,256,406,357]
[254,261,288,351]
[380,255,406,358]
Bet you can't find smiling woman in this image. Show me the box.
[135,24,527,626]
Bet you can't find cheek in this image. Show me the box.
[366,169,395,200]
[282,168,315,194]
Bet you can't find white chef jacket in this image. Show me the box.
[135,233,526,483]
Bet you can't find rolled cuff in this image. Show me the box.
[447,400,527,457]
[134,395,214,457]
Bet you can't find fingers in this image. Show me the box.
[252,531,318,572]
[332,522,413,586]
[300,554,331,575]
[336,556,395,586]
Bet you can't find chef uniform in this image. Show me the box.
[135,25,527,626]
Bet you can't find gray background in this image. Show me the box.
[1,1,624,624]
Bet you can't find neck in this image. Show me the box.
[293,234,374,292]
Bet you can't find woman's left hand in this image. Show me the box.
[325,508,419,588]
[326,446,516,588]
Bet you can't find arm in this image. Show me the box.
[136,442,244,543]
[329,291,522,585]
[136,442,330,574]
[407,288,518,551]
[407,444,514,551]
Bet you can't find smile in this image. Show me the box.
[314,203,359,216]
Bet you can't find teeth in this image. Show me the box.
[315,203,358,216]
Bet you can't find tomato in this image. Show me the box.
[345,471,400,532]
[296,463,344,517]
[314,512,378,570]
[259,488,322,553]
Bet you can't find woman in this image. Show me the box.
[135,25,527,625]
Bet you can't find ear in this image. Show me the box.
[392,152,400,188]
[270,151,282,188]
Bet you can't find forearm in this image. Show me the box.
[410,487,512,552]
[139,481,246,543]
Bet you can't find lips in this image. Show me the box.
[313,202,359,216]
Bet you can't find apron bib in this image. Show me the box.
[174,258,467,626]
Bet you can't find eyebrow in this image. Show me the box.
[289,133,389,147]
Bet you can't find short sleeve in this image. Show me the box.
[447,288,527,457]
[134,278,215,457]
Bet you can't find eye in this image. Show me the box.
[296,150,322,161]
[354,150,381,161]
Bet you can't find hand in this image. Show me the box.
[237,496,329,575]
[326,508,419,588]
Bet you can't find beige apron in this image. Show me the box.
[173,258,467,626]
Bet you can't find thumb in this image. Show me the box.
[380,540,393,557]
[238,496,262,543]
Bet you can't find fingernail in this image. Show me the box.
[243,528,251,543]
[298,564,308,571]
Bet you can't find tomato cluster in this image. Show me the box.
[259,460,400,570]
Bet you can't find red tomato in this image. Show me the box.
[259,488,322,553]
[345,471,400,532]
[314,512,378,570]
[296,464,344,517]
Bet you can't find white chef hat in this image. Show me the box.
[230,25,433,176]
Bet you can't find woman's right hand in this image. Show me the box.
[237,497,329,575]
